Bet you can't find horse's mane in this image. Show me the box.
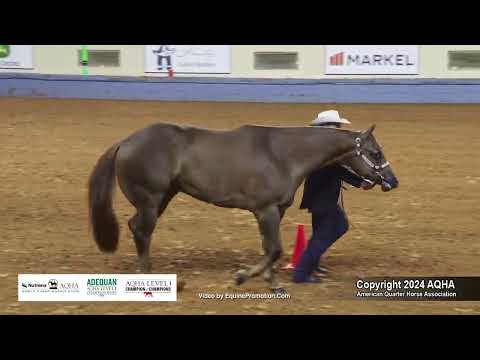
[242,124,362,134]
[160,122,363,135]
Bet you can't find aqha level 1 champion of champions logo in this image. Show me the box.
[87,278,118,297]
[125,279,173,298]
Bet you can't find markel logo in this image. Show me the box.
[329,51,415,67]
[330,52,344,66]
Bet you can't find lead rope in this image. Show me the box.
[340,182,351,227]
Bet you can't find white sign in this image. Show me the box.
[325,45,419,75]
[145,45,231,74]
[18,274,177,302]
[0,45,33,69]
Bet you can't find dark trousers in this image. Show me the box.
[157,56,172,70]
[293,205,349,282]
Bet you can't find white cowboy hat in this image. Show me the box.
[310,110,351,126]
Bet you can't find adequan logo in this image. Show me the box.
[86,278,118,297]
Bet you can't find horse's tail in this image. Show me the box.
[88,143,121,253]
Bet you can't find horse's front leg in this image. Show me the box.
[235,205,286,293]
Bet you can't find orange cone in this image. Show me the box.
[282,224,307,270]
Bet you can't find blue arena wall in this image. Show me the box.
[2,73,480,103]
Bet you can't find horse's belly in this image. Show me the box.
[178,171,251,208]
[178,164,289,211]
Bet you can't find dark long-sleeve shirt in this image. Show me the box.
[300,165,363,214]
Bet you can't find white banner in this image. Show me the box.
[0,45,33,69]
[145,45,231,74]
[18,274,177,302]
[325,45,419,75]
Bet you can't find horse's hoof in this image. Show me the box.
[263,272,273,283]
[271,287,288,295]
[235,270,248,286]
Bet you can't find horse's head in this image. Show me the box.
[343,125,399,192]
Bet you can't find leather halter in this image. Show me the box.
[354,137,390,179]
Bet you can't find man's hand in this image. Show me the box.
[360,180,375,190]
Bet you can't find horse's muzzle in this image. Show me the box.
[381,178,399,192]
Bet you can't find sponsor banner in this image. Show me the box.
[145,45,231,74]
[325,45,419,75]
[0,45,33,69]
[18,274,177,302]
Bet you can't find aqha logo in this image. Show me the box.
[59,282,80,292]
[48,279,58,290]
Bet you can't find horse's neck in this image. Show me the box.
[278,127,358,177]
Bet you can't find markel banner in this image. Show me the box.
[0,45,33,69]
[145,45,231,74]
[325,45,419,75]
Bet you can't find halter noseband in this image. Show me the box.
[354,137,390,176]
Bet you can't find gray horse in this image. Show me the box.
[88,123,398,293]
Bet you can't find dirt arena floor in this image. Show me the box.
[1,98,479,315]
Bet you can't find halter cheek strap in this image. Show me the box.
[355,137,390,172]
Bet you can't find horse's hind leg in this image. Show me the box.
[262,205,288,284]
[128,188,177,273]
[235,205,284,292]
[129,205,158,273]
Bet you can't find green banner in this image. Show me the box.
[81,45,88,75]
[0,45,11,58]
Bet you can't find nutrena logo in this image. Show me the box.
[0,45,10,58]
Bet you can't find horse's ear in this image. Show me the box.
[363,124,376,138]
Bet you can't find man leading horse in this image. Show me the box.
[293,110,376,284]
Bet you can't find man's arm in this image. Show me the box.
[336,166,363,188]
[336,166,375,190]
